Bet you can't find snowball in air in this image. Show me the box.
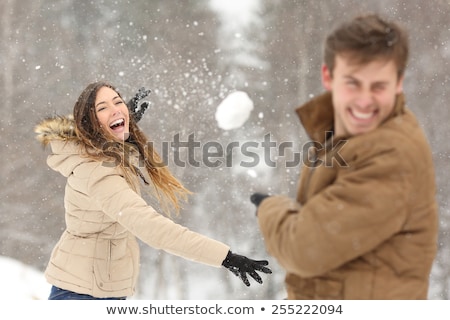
[215,91,254,130]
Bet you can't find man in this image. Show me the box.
[252,14,438,299]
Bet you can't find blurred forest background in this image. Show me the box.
[1,0,449,299]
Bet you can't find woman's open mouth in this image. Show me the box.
[109,118,125,132]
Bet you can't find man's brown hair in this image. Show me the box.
[324,14,409,79]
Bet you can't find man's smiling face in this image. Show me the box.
[322,54,404,137]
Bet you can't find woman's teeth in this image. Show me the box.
[110,119,124,129]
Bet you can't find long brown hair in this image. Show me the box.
[73,81,190,215]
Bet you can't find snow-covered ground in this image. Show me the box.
[0,255,51,300]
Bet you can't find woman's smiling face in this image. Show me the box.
[95,86,130,141]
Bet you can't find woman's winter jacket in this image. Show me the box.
[35,116,229,298]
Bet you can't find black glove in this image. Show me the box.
[127,87,151,122]
[222,250,272,286]
[250,192,270,207]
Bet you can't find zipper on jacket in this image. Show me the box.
[107,240,112,280]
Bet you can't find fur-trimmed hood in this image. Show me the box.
[35,114,78,147]
[35,115,88,178]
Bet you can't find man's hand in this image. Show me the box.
[250,192,270,207]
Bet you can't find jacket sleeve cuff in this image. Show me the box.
[258,195,300,217]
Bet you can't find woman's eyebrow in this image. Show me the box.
[95,95,120,107]
[95,101,106,108]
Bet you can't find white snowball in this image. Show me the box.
[215,91,254,130]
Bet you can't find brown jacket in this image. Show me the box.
[35,116,229,298]
[257,92,438,299]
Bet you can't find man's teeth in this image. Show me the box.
[352,110,374,120]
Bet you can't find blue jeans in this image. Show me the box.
[48,286,126,300]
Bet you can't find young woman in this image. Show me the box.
[35,81,271,300]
